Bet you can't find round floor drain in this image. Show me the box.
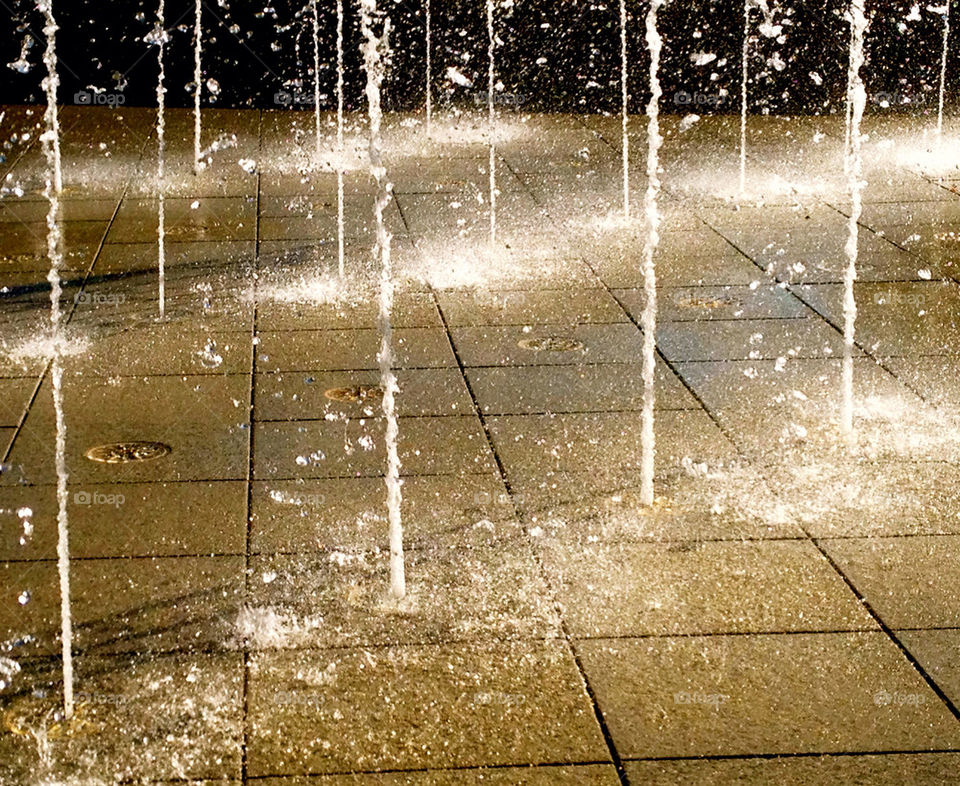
[675,296,736,309]
[518,337,584,352]
[324,385,384,404]
[84,442,172,464]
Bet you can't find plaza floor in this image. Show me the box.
[0,105,959,783]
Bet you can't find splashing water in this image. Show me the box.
[487,0,497,244]
[311,0,322,159]
[193,0,202,173]
[337,0,346,277]
[640,0,665,507]
[938,1,951,135]
[358,0,405,600]
[842,0,867,441]
[620,0,630,218]
[425,0,432,135]
[39,0,74,720]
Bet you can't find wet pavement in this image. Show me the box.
[0,106,959,783]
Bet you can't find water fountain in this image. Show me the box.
[311,0,322,159]
[337,0,346,276]
[841,0,868,441]
[938,1,952,135]
[149,0,168,319]
[425,0,433,135]
[357,0,405,600]
[38,0,73,721]
[639,0,665,507]
[487,0,497,244]
[193,0,203,174]
[740,0,751,196]
[620,0,630,218]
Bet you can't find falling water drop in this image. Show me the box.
[841,0,867,442]
[38,0,74,720]
[640,0,665,507]
[358,0,405,600]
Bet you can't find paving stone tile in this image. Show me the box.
[246,641,609,775]
[257,328,458,372]
[250,474,519,553]
[0,652,243,783]
[616,284,811,323]
[577,632,960,759]
[0,377,36,427]
[820,536,960,629]
[542,540,873,637]
[255,369,473,420]
[3,375,250,484]
[466,363,698,414]
[0,555,245,657]
[898,630,960,710]
[0,480,247,560]
[487,411,737,481]
[256,291,441,331]
[673,358,912,412]
[254,416,496,479]
[243,541,559,648]
[258,765,619,784]
[657,318,852,363]
[508,467,805,542]
[625,753,960,785]
[450,323,644,367]
[436,289,627,327]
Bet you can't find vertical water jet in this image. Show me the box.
[621,0,630,218]
[337,0,346,277]
[487,0,497,244]
[841,0,867,441]
[358,0,405,600]
[312,0,322,159]
[193,0,202,174]
[152,0,168,319]
[425,0,432,135]
[38,0,73,720]
[938,1,951,135]
[640,0,665,507]
[740,0,750,196]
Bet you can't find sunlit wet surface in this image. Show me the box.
[1,107,960,782]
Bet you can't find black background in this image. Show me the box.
[0,1,954,117]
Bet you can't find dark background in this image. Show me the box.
[0,0,954,117]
